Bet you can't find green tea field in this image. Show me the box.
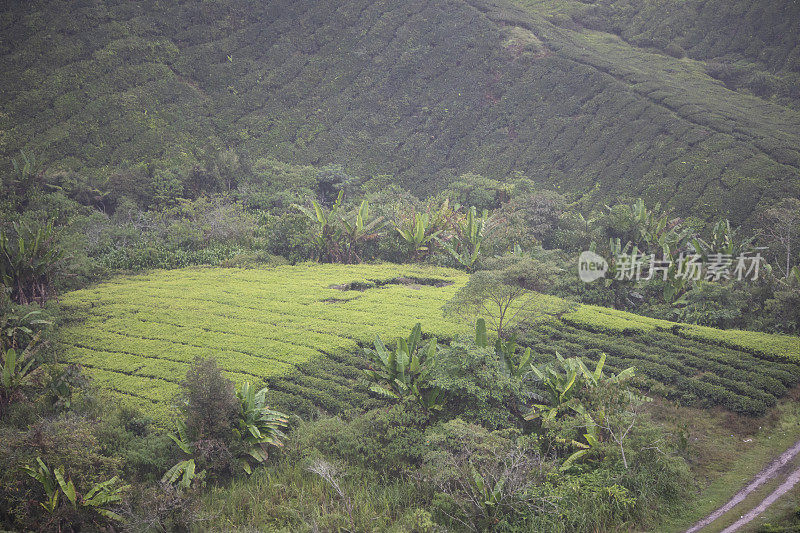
[58,264,800,424]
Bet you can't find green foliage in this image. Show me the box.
[234,382,289,475]
[441,206,489,270]
[524,352,636,423]
[430,335,524,429]
[395,212,442,259]
[294,193,384,263]
[0,415,126,531]
[364,323,444,412]
[0,301,49,352]
[182,356,239,441]
[0,220,65,304]
[475,318,532,378]
[2,0,798,225]
[421,419,552,529]
[24,457,127,523]
[0,345,39,416]
[297,403,430,475]
[444,256,558,337]
[165,359,289,485]
[445,172,510,212]
[56,262,799,421]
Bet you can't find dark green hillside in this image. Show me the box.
[1,0,799,223]
[516,0,800,100]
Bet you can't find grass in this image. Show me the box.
[656,397,800,532]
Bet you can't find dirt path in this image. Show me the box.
[719,466,800,533]
[685,438,800,533]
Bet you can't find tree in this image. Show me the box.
[760,198,800,278]
[444,257,558,338]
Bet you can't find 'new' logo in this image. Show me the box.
[578,251,608,283]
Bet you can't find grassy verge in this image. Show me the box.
[657,396,800,532]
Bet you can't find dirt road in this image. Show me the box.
[685,438,800,533]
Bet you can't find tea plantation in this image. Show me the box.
[58,264,800,424]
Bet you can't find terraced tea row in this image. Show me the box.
[524,321,800,415]
[58,264,470,422]
[58,264,800,422]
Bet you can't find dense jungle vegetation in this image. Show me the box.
[1,0,800,531]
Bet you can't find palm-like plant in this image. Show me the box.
[24,457,127,523]
[295,193,383,263]
[364,323,444,411]
[0,336,41,416]
[0,220,66,305]
[1,304,49,351]
[524,352,634,423]
[163,420,206,490]
[234,382,289,474]
[474,318,532,378]
[339,200,384,264]
[294,190,345,262]
[395,212,442,260]
[691,219,757,260]
[442,206,489,270]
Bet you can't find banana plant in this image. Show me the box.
[789,265,800,285]
[2,347,36,391]
[692,219,756,261]
[1,305,49,351]
[1,339,40,416]
[339,200,384,264]
[293,190,345,262]
[364,322,444,411]
[395,212,442,260]
[163,420,206,490]
[234,382,289,474]
[82,477,127,521]
[441,206,488,270]
[22,457,59,513]
[9,150,45,197]
[474,318,531,378]
[24,457,127,522]
[559,405,601,472]
[469,460,505,518]
[163,458,203,491]
[0,220,66,305]
[524,353,634,422]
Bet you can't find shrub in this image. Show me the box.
[0,415,125,531]
[296,403,429,475]
[422,419,552,530]
[431,336,524,429]
[178,356,240,479]
[182,356,239,441]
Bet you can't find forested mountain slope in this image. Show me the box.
[516,0,800,101]
[1,0,799,223]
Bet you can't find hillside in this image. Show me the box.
[516,0,800,100]
[2,0,799,224]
